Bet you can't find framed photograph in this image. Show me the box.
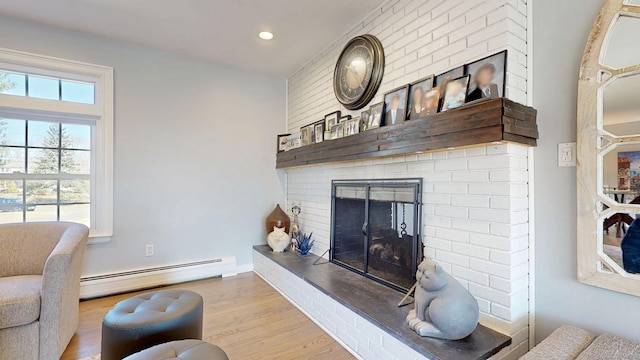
[465,50,507,102]
[361,110,370,131]
[336,123,345,138]
[343,117,360,137]
[435,66,464,86]
[314,122,325,143]
[340,115,352,123]
[439,75,470,112]
[422,87,441,117]
[324,111,341,130]
[285,133,301,151]
[383,85,409,126]
[330,124,340,140]
[277,133,290,153]
[407,75,435,120]
[368,102,384,129]
[300,125,313,146]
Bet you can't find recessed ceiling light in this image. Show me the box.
[259,31,274,40]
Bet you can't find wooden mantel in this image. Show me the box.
[276,98,538,169]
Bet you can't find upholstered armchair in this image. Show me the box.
[0,222,89,360]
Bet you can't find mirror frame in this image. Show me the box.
[577,0,640,296]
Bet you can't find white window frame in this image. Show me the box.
[0,47,113,244]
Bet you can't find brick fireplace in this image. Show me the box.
[280,143,530,360]
[261,0,531,358]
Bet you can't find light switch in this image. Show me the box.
[558,142,577,167]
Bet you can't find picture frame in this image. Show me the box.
[361,109,370,131]
[314,121,325,143]
[407,75,435,121]
[439,75,471,112]
[422,87,441,117]
[435,66,464,86]
[336,123,345,138]
[464,50,507,102]
[277,133,290,153]
[343,117,360,137]
[285,133,301,151]
[383,85,409,126]
[300,125,314,146]
[330,124,340,140]
[368,102,384,129]
[324,111,341,130]
[340,115,352,123]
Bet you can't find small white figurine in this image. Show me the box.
[267,226,290,253]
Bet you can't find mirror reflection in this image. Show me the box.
[602,144,640,274]
[603,216,640,274]
[601,16,640,70]
[628,0,640,6]
[603,73,640,136]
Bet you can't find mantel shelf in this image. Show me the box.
[277,98,538,170]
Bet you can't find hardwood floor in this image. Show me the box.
[61,272,355,360]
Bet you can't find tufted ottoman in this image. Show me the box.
[123,339,229,360]
[101,290,203,360]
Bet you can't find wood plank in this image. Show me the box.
[276,98,538,169]
[502,133,537,146]
[503,124,540,138]
[60,273,355,360]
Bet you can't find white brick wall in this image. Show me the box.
[287,0,528,132]
[280,1,531,359]
[284,144,530,359]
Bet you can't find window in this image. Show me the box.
[0,48,113,243]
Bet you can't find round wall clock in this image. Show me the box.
[333,34,385,110]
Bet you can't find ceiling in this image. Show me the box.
[0,0,383,77]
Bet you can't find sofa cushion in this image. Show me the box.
[576,333,640,360]
[0,275,42,329]
[520,325,596,360]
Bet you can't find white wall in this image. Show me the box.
[0,16,287,275]
[532,0,640,342]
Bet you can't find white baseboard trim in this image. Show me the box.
[80,256,237,299]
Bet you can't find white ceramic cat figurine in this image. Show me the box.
[267,226,289,253]
[406,258,479,340]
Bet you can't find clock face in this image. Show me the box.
[333,35,384,110]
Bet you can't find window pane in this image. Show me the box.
[0,180,24,224]
[1,119,26,146]
[62,150,90,174]
[28,121,59,148]
[28,75,59,100]
[0,147,25,173]
[26,204,57,222]
[61,80,94,104]
[60,180,89,203]
[26,180,57,204]
[28,149,59,174]
[60,204,89,227]
[0,72,26,96]
[64,124,91,150]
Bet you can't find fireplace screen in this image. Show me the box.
[330,179,422,292]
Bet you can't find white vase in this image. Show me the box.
[267,226,290,253]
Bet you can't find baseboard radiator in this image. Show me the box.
[80,256,238,299]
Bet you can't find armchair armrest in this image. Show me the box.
[39,223,89,360]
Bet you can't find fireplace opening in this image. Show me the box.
[330,179,422,292]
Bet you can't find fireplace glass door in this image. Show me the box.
[331,179,422,292]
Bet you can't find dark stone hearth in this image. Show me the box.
[254,245,511,360]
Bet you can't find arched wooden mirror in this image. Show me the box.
[578,0,640,296]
